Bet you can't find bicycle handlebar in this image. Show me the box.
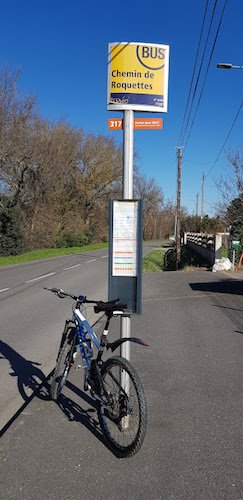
[44,286,92,302]
[43,286,127,312]
[44,286,79,300]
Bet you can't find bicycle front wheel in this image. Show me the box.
[98,356,147,458]
[50,329,76,401]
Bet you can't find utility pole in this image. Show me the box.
[176,147,182,270]
[201,172,205,221]
[196,192,199,217]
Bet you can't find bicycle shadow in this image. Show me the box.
[0,340,51,401]
[56,379,106,448]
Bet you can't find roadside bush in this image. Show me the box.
[164,248,176,270]
[0,198,23,255]
[220,245,228,258]
[56,232,90,248]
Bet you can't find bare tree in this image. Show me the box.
[134,174,164,239]
[0,67,37,202]
[215,148,243,210]
[1,65,173,250]
[77,134,122,232]
[21,119,85,248]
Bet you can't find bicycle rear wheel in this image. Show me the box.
[50,329,76,401]
[98,356,147,458]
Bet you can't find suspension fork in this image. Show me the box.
[57,319,76,361]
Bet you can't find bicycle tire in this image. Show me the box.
[98,356,147,458]
[50,329,76,401]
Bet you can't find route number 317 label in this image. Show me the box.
[108,119,123,129]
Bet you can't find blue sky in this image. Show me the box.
[1,0,242,216]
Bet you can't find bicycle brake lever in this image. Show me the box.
[44,286,64,296]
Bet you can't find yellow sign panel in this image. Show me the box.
[107,42,169,112]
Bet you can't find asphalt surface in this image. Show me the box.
[1,269,243,500]
[0,242,158,429]
[0,248,109,429]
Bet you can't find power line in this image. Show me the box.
[180,0,219,147]
[183,0,228,151]
[183,159,214,165]
[205,101,243,178]
[178,0,210,145]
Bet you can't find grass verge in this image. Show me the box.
[0,242,108,267]
[142,248,166,272]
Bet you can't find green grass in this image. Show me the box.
[0,242,108,267]
[142,248,166,272]
[220,246,228,258]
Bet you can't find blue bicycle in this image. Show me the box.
[45,287,148,458]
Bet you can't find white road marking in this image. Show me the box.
[86,255,108,263]
[25,272,56,283]
[63,264,81,271]
[0,253,109,294]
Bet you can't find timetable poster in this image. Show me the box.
[112,201,138,277]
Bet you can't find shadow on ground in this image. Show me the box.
[190,279,243,295]
[0,340,51,401]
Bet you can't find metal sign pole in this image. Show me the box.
[123,109,134,199]
[121,109,134,361]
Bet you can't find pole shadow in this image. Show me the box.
[213,304,243,313]
[190,279,243,295]
[0,340,51,401]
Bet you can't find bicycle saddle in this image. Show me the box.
[94,301,127,314]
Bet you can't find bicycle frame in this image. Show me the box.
[72,307,101,369]
[45,286,147,394]
[72,307,117,402]
[74,308,100,348]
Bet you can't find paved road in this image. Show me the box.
[0,242,158,430]
[1,270,242,500]
[0,248,109,430]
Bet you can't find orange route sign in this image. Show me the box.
[134,118,163,129]
[108,118,163,130]
[108,118,123,130]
